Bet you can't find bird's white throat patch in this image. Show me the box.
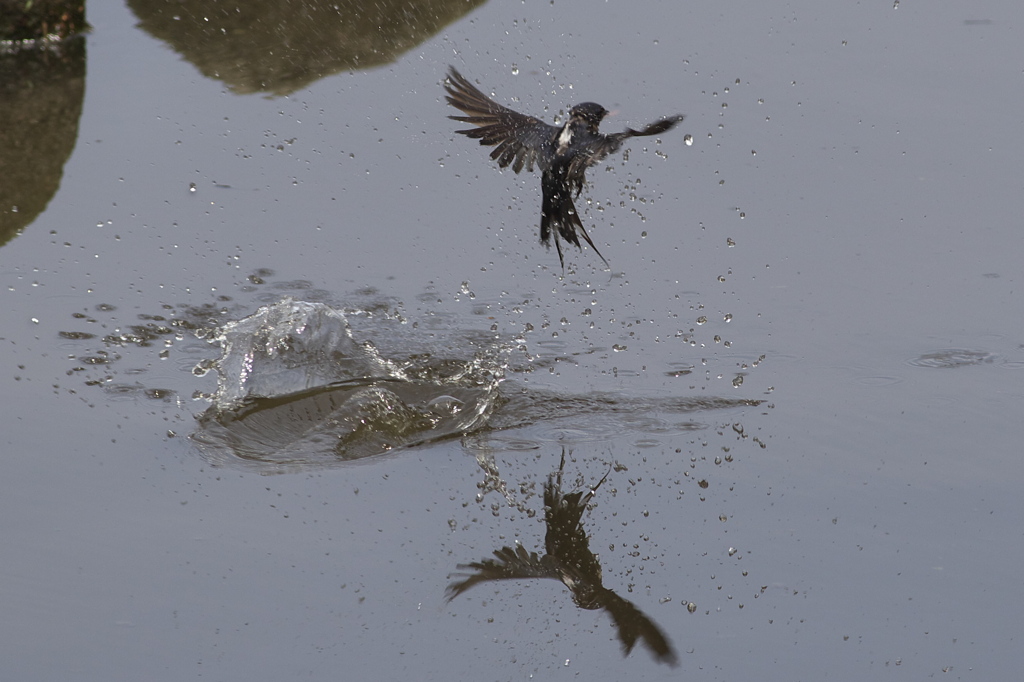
[556,124,573,154]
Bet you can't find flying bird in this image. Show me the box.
[444,66,684,269]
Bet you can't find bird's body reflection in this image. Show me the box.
[446,453,678,666]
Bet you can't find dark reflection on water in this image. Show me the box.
[447,450,679,666]
[127,0,486,95]
[0,35,85,245]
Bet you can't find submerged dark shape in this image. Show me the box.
[444,66,684,269]
[446,451,678,666]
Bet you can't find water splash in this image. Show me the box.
[191,299,505,472]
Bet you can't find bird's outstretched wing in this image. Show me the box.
[444,545,558,601]
[566,114,685,195]
[445,67,558,175]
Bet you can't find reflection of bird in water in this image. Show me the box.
[446,451,678,666]
[444,66,684,269]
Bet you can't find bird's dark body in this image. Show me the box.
[444,67,684,269]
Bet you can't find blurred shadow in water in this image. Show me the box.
[447,450,679,666]
[127,0,487,95]
[0,36,86,246]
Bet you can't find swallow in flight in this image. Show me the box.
[444,66,684,269]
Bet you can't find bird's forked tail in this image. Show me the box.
[540,175,609,270]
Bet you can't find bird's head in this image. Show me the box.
[569,102,608,132]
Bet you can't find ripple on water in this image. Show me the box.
[908,349,996,369]
[854,375,903,387]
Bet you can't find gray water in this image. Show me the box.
[2,1,1022,680]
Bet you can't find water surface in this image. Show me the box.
[2,1,1021,680]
